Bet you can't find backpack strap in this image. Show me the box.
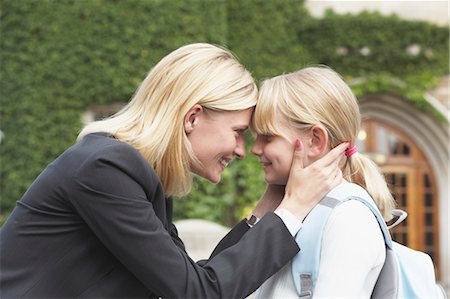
[291,196,341,298]
[291,182,394,298]
[344,195,399,299]
[347,195,393,249]
[337,184,404,299]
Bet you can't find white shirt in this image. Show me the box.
[258,197,386,298]
[274,209,303,236]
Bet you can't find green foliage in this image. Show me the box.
[1,0,448,226]
[0,0,227,215]
[296,10,449,120]
[298,10,448,76]
[227,0,312,80]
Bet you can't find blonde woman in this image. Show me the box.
[252,66,396,298]
[0,44,347,298]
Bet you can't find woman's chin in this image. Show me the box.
[192,168,221,184]
[210,177,221,184]
[205,172,221,184]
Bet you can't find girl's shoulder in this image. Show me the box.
[326,200,384,243]
[333,199,374,215]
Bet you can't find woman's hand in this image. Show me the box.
[252,184,285,219]
[278,139,348,220]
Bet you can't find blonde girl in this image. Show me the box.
[252,66,395,298]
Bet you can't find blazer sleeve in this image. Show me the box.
[208,219,250,259]
[170,223,187,252]
[70,143,299,299]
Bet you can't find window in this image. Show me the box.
[360,119,440,278]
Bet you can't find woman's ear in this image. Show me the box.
[184,104,203,134]
[308,125,329,158]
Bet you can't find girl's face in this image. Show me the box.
[186,107,253,183]
[251,121,305,185]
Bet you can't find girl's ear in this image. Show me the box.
[307,125,329,158]
[184,104,203,134]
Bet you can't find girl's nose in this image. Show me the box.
[251,136,263,156]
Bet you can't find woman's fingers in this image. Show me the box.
[328,167,343,191]
[289,138,305,175]
[314,142,348,168]
[303,142,348,181]
[280,142,348,220]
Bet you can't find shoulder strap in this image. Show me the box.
[291,196,341,297]
[291,182,394,297]
[328,182,394,248]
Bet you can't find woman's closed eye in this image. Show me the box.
[234,129,246,138]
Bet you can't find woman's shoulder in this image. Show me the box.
[74,133,158,180]
[76,133,145,164]
[80,132,136,152]
[72,133,163,196]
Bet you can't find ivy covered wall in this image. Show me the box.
[0,0,228,221]
[1,0,448,226]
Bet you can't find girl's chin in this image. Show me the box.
[264,175,288,185]
[264,175,275,184]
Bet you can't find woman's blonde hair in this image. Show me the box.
[78,43,257,197]
[253,66,395,220]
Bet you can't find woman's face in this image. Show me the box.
[186,107,253,183]
[251,122,305,185]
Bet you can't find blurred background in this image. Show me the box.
[1,0,448,292]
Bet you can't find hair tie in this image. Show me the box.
[345,145,358,157]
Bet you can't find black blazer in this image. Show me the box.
[0,133,299,298]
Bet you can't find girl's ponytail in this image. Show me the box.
[345,152,396,221]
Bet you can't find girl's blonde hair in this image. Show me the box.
[253,66,395,220]
[78,43,257,197]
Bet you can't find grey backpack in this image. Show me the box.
[292,182,446,299]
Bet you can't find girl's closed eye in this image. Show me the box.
[261,134,274,142]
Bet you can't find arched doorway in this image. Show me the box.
[357,119,441,278]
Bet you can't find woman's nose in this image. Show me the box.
[234,137,246,159]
